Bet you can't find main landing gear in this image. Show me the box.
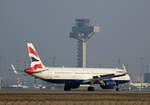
[64,83,71,91]
[88,83,95,91]
[88,86,95,91]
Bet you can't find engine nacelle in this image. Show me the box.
[99,80,116,89]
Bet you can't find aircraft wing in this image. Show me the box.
[84,64,127,83]
[84,73,126,83]
[95,73,126,80]
[98,64,127,80]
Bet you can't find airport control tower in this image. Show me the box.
[70,19,100,67]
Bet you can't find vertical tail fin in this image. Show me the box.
[27,43,45,70]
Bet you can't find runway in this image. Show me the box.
[0,89,150,94]
[0,89,150,105]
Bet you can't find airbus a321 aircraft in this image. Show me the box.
[24,43,130,91]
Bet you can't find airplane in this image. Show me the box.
[130,82,150,88]
[11,64,19,74]
[18,43,131,91]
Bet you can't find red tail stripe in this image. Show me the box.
[25,68,34,74]
[32,64,43,70]
[25,64,43,74]
[28,47,38,57]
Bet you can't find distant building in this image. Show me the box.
[144,73,150,83]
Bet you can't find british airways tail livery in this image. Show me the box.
[25,43,130,91]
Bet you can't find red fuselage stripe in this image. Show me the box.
[116,70,125,73]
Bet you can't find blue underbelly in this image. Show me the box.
[43,79,130,84]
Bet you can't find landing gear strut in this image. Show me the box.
[64,83,71,91]
[88,86,95,91]
[116,84,119,91]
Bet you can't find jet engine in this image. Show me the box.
[99,80,116,89]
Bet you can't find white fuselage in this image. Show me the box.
[32,67,130,84]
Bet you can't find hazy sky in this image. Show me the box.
[0,0,150,85]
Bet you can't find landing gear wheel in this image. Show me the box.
[116,87,119,91]
[64,86,71,91]
[64,83,71,91]
[88,87,95,91]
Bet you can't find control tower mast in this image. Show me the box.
[70,19,100,68]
